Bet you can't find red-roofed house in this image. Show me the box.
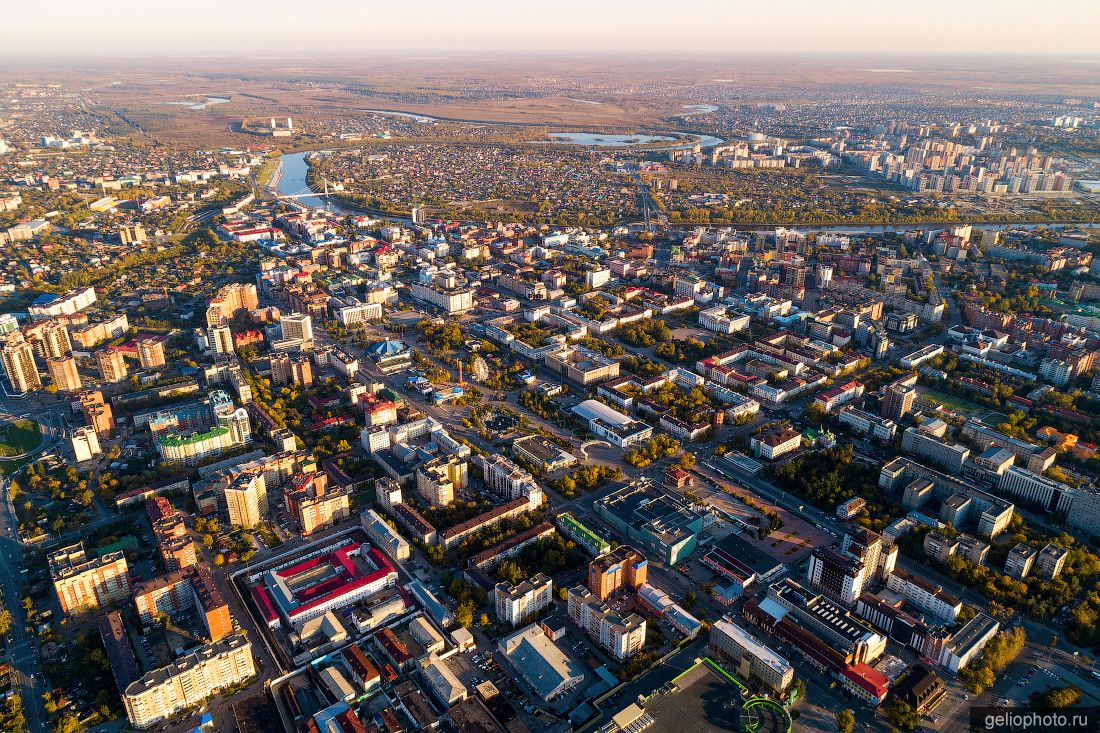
[840,663,889,705]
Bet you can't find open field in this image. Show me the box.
[0,418,41,458]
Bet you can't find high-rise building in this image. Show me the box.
[71,425,101,462]
[0,333,41,394]
[137,337,166,369]
[96,347,128,383]
[208,324,234,355]
[881,384,916,421]
[806,529,892,607]
[76,390,115,438]
[40,319,72,359]
[280,312,313,343]
[49,542,130,615]
[270,352,313,386]
[206,283,259,327]
[47,355,82,392]
[123,633,254,729]
[224,471,268,529]
[588,546,648,599]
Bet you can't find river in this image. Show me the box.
[275,151,360,215]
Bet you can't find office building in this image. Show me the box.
[137,337,166,369]
[709,618,793,694]
[123,633,254,729]
[96,347,128,383]
[901,426,970,473]
[280,312,313,343]
[588,546,648,599]
[1,334,41,393]
[544,345,620,386]
[417,455,468,508]
[49,542,130,615]
[495,574,553,626]
[47,355,82,392]
[997,466,1074,514]
[594,483,703,566]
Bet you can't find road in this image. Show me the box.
[0,466,46,733]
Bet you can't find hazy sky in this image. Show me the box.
[5,0,1100,57]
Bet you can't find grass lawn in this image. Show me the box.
[0,418,41,458]
[918,387,982,415]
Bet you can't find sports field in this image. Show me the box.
[918,387,982,415]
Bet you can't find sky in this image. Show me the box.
[4,0,1100,57]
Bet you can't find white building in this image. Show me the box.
[698,305,751,335]
[571,399,653,448]
[495,574,553,626]
[71,425,101,462]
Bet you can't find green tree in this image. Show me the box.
[883,699,920,731]
[836,709,854,733]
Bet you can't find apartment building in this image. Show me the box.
[49,542,130,615]
[0,334,41,393]
[416,455,468,508]
[224,471,268,529]
[136,337,166,369]
[1004,543,1037,579]
[481,454,540,502]
[495,574,553,626]
[47,355,82,391]
[76,389,115,438]
[567,586,646,660]
[123,633,255,729]
[286,471,351,536]
[133,566,233,642]
[96,347,129,383]
[588,545,648,600]
[270,352,314,387]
